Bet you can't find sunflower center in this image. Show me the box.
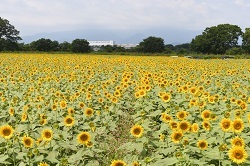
[174,133,182,140]
[3,129,11,136]
[45,131,52,138]
[234,123,242,130]
[66,118,73,124]
[235,141,242,146]
[235,151,243,159]
[180,123,188,130]
[115,162,125,166]
[80,134,88,141]
[133,128,141,135]
[223,122,230,128]
[25,139,31,146]
[199,142,206,148]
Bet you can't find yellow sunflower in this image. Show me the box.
[130,125,144,138]
[110,160,126,166]
[202,121,211,131]
[60,100,67,109]
[22,136,34,148]
[231,136,245,147]
[191,123,199,133]
[169,121,179,131]
[176,110,188,120]
[38,162,49,166]
[228,146,248,164]
[161,113,172,123]
[232,118,244,133]
[197,140,208,150]
[220,118,231,132]
[161,93,171,102]
[63,115,75,127]
[171,131,183,143]
[178,120,190,132]
[132,161,139,166]
[41,129,53,141]
[84,108,94,117]
[9,107,15,116]
[201,110,211,120]
[77,131,91,145]
[0,125,14,139]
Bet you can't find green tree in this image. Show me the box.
[242,28,250,54]
[71,39,90,53]
[190,24,242,54]
[59,41,71,52]
[0,17,22,42]
[139,36,165,53]
[30,38,53,52]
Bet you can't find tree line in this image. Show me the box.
[1,17,250,55]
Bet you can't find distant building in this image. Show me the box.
[116,44,138,49]
[88,40,115,46]
[88,40,138,51]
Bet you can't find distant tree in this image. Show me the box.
[190,24,242,54]
[31,38,53,52]
[225,47,244,55]
[174,43,190,54]
[59,41,71,52]
[0,17,22,42]
[0,17,22,51]
[242,28,250,54]
[71,39,90,53]
[50,40,59,51]
[139,36,165,53]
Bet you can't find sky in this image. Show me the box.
[1,0,250,43]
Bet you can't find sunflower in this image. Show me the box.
[191,123,199,133]
[67,107,75,114]
[161,113,172,123]
[201,110,211,120]
[179,120,190,132]
[60,100,67,109]
[63,115,75,127]
[77,132,91,145]
[130,125,144,138]
[202,121,211,131]
[220,118,231,132]
[231,136,245,147]
[171,131,183,143]
[21,112,27,122]
[228,146,248,164]
[161,93,171,102]
[22,136,34,148]
[176,111,188,120]
[232,118,244,133]
[169,121,179,130]
[197,140,208,150]
[110,160,126,166]
[84,108,94,117]
[38,162,49,166]
[79,102,85,108]
[0,125,14,139]
[41,129,53,141]
[132,161,139,166]
[189,87,197,95]
[9,107,15,116]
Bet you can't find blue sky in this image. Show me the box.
[1,0,250,40]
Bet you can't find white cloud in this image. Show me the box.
[0,0,250,35]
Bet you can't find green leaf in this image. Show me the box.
[0,155,8,162]
[152,157,178,166]
[46,151,59,163]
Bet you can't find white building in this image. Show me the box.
[88,40,115,46]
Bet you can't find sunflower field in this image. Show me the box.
[0,53,250,166]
